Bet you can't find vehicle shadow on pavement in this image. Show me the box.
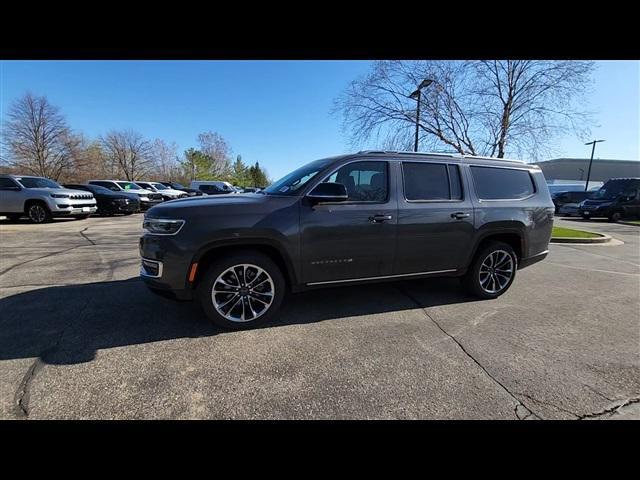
[0,277,474,366]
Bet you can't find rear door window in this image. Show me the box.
[470,166,535,200]
[402,162,463,201]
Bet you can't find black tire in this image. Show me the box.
[196,251,286,330]
[25,201,52,224]
[463,241,518,299]
[608,211,623,222]
[6,214,22,222]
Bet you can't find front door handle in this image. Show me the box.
[369,214,393,223]
[451,212,470,220]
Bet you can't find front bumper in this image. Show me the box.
[139,234,195,300]
[579,207,610,217]
[51,202,98,215]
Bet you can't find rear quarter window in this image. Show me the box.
[470,166,535,200]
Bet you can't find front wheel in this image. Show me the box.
[26,202,52,224]
[608,211,622,222]
[464,241,517,299]
[196,251,286,330]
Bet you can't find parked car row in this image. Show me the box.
[551,177,640,221]
[189,181,262,195]
[0,174,259,224]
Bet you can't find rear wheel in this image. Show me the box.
[26,202,52,224]
[464,241,517,299]
[197,251,286,330]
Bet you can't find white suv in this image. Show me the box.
[88,180,164,211]
[135,181,188,201]
[0,175,97,223]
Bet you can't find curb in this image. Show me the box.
[617,221,640,227]
[550,233,612,244]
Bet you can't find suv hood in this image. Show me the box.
[122,188,154,195]
[28,187,94,198]
[146,193,291,218]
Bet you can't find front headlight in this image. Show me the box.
[139,194,149,201]
[143,218,185,235]
[50,193,70,198]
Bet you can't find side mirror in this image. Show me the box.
[307,182,348,204]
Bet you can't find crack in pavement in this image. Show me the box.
[12,295,93,419]
[512,391,580,419]
[14,358,45,419]
[397,286,541,420]
[578,397,640,420]
[79,227,96,245]
[0,246,84,277]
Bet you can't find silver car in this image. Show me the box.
[0,174,97,223]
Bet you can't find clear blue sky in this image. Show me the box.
[1,60,638,180]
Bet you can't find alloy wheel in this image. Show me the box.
[28,204,47,223]
[211,264,275,322]
[478,249,514,294]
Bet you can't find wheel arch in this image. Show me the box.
[190,238,297,290]
[466,223,526,268]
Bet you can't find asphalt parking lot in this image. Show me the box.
[1,214,638,420]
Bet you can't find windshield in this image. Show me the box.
[117,182,142,190]
[263,157,335,195]
[151,183,169,190]
[17,177,61,189]
[591,182,627,200]
[170,182,184,188]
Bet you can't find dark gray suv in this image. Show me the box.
[140,151,554,329]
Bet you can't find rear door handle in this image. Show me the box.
[451,212,470,219]
[369,214,393,223]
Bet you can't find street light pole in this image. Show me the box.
[413,89,421,152]
[409,79,434,152]
[584,139,605,191]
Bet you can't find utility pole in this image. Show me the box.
[584,140,605,191]
[409,79,434,152]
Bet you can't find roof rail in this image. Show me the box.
[356,150,529,164]
[357,150,458,158]
[462,154,526,164]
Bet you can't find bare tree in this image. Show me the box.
[197,131,232,177]
[151,138,180,180]
[100,130,152,180]
[2,92,81,180]
[333,60,595,160]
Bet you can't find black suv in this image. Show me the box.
[579,178,640,221]
[140,151,554,329]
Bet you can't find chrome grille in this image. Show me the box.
[69,194,93,200]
